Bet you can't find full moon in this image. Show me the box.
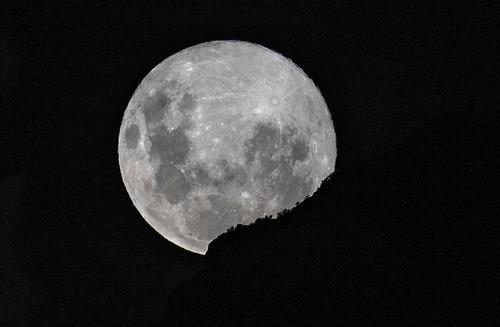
[118,41,336,254]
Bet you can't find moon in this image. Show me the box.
[118,41,336,254]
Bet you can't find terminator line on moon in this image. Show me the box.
[118,41,336,254]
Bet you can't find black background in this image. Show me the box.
[2,1,498,326]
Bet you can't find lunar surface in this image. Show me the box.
[118,41,336,254]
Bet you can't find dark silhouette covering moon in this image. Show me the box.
[118,41,336,254]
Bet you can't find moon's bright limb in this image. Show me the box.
[118,41,336,254]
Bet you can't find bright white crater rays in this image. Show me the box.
[118,40,336,254]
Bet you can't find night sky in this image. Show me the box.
[2,1,497,326]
